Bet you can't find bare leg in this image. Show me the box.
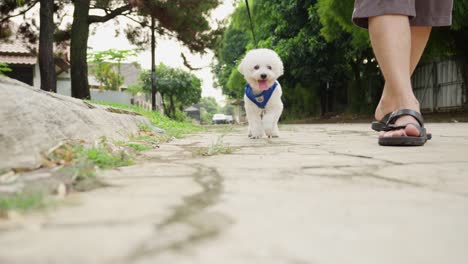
[375,27,432,122]
[369,15,430,137]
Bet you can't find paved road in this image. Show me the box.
[1,124,468,264]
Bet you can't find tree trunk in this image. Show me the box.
[169,94,176,117]
[70,0,91,99]
[160,93,169,115]
[39,0,56,92]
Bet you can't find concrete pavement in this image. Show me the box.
[1,123,467,264]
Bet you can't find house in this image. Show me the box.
[0,39,164,112]
[184,104,201,123]
[0,39,71,89]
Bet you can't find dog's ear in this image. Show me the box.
[276,53,284,77]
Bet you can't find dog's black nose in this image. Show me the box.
[260,74,267,79]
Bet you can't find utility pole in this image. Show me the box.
[151,16,156,111]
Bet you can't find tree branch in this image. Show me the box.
[0,0,40,24]
[88,4,133,24]
[122,14,148,28]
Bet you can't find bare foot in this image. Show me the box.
[378,115,421,138]
[375,94,422,138]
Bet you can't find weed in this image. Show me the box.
[83,147,133,169]
[195,136,234,156]
[127,142,153,152]
[0,192,46,214]
[89,101,202,138]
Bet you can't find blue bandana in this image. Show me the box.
[245,82,278,109]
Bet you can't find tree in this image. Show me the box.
[140,64,202,118]
[70,0,222,99]
[0,0,57,92]
[199,97,220,114]
[0,0,40,40]
[317,0,468,110]
[214,0,358,117]
[38,0,56,92]
[70,0,133,99]
[199,97,220,124]
[87,49,137,91]
[316,0,382,113]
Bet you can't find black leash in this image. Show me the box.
[245,0,258,48]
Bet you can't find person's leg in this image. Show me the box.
[369,15,429,137]
[375,26,431,137]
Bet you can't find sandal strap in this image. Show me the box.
[386,109,424,127]
[382,122,425,134]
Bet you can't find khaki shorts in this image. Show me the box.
[352,0,453,28]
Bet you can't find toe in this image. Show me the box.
[394,129,405,137]
[405,124,421,137]
[382,131,393,138]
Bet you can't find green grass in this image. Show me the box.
[81,146,134,169]
[194,136,234,156]
[89,101,202,138]
[47,142,135,192]
[126,142,153,152]
[0,192,46,214]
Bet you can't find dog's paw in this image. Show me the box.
[265,131,279,138]
[249,131,263,139]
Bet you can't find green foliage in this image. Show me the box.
[78,146,134,169]
[129,0,222,52]
[214,0,361,117]
[126,142,152,152]
[88,49,137,91]
[139,64,202,118]
[199,97,220,114]
[0,192,46,214]
[199,97,220,124]
[125,83,145,96]
[316,0,369,49]
[89,101,202,138]
[92,64,125,91]
[452,1,468,29]
[0,62,12,75]
[221,103,235,116]
[215,0,468,118]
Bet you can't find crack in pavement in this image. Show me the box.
[124,165,232,263]
[327,151,405,166]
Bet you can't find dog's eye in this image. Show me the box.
[254,65,260,70]
[267,65,272,70]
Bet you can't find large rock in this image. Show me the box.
[0,76,150,171]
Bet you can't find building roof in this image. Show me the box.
[185,106,200,112]
[0,39,36,65]
[0,39,70,71]
[0,54,36,65]
[0,42,32,54]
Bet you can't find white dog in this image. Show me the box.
[238,49,284,139]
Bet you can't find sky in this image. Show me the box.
[87,1,237,106]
